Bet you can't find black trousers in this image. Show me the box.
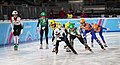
[52,30,55,42]
[70,34,85,45]
[13,24,22,36]
[40,27,48,44]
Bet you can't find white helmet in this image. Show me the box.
[12,10,18,15]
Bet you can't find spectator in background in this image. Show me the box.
[112,14,117,17]
[68,8,77,18]
[69,8,74,15]
[50,9,54,19]
[101,14,105,18]
[67,10,73,19]
[80,10,88,18]
[59,7,66,18]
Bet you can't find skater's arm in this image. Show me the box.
[37,19,40,27]
[102,27,107,30]
[80,28,83,33]
[46,18,48,27]
[76,28,80,35]
[89,24,92,29]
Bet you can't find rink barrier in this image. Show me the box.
[0,18,120,46]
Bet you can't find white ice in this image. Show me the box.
[0,32,120,65]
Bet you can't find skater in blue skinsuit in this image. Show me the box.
[80,19,105,50]
[91,23,108,47]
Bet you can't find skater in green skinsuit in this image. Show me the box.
[66,23,93,52]
[36,12,49,49]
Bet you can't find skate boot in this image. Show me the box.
[99,44,105,50]
[72,50,78,55]
[104,43,108,47]
[104,45,108,47]
[46,44,49,49]
[55,49,58,54]
[14,44,18,51]
[52,48,55,52]
[66,40,73,52]
[91,43,94,47]
[66,47,71,52]
[40,44,43,49]
[85,45,93,53]
[96,39,106,50]
[64,45,67,49]
[85,46,88,50]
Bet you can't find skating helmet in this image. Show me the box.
[92,24,100,32]
[12,10,18,15]
[80,19,85,24]
[68,23,75,29]
[40,12,46,16]
[92,24,98,29]
[49,20,56,29]
[49,20,55,25]
[56,22,62,29]
[65,22,70,29]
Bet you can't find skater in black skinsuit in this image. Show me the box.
[49,20,77,54]
[54,24,78,54]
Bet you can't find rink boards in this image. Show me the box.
[0,18,120,45]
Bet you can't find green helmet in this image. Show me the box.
[41,12,46,16]
[68,23,75,29]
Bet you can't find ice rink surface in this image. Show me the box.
[0,32,120,65]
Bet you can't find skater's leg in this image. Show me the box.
[64,37,78,55]
[64,34,69,49]
[14,36,17,44]
[83,31,88,43]
[66,35,75,52]
[52,31,56,52]
[77,35,93,52]
[52,31,55,42]
[70,35,76,47]
[95,38,105,50]
[91,30,105,50]
[13,25,21,50]
[45,28,49,49]
[55,41,60,54]
[99,31,107,47]
[66,39,73,52]
[16,36,19,44]
[91,36,94,47]
[40,29,44,49]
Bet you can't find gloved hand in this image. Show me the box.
[107,28,110,30]
[12,28,14,33]
[21,29,23,34]
[57,37,61,41]
[36,27,39,32]
[42,27,45,30]
[76,35,81,38]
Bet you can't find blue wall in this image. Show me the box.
[0,18,120,45]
